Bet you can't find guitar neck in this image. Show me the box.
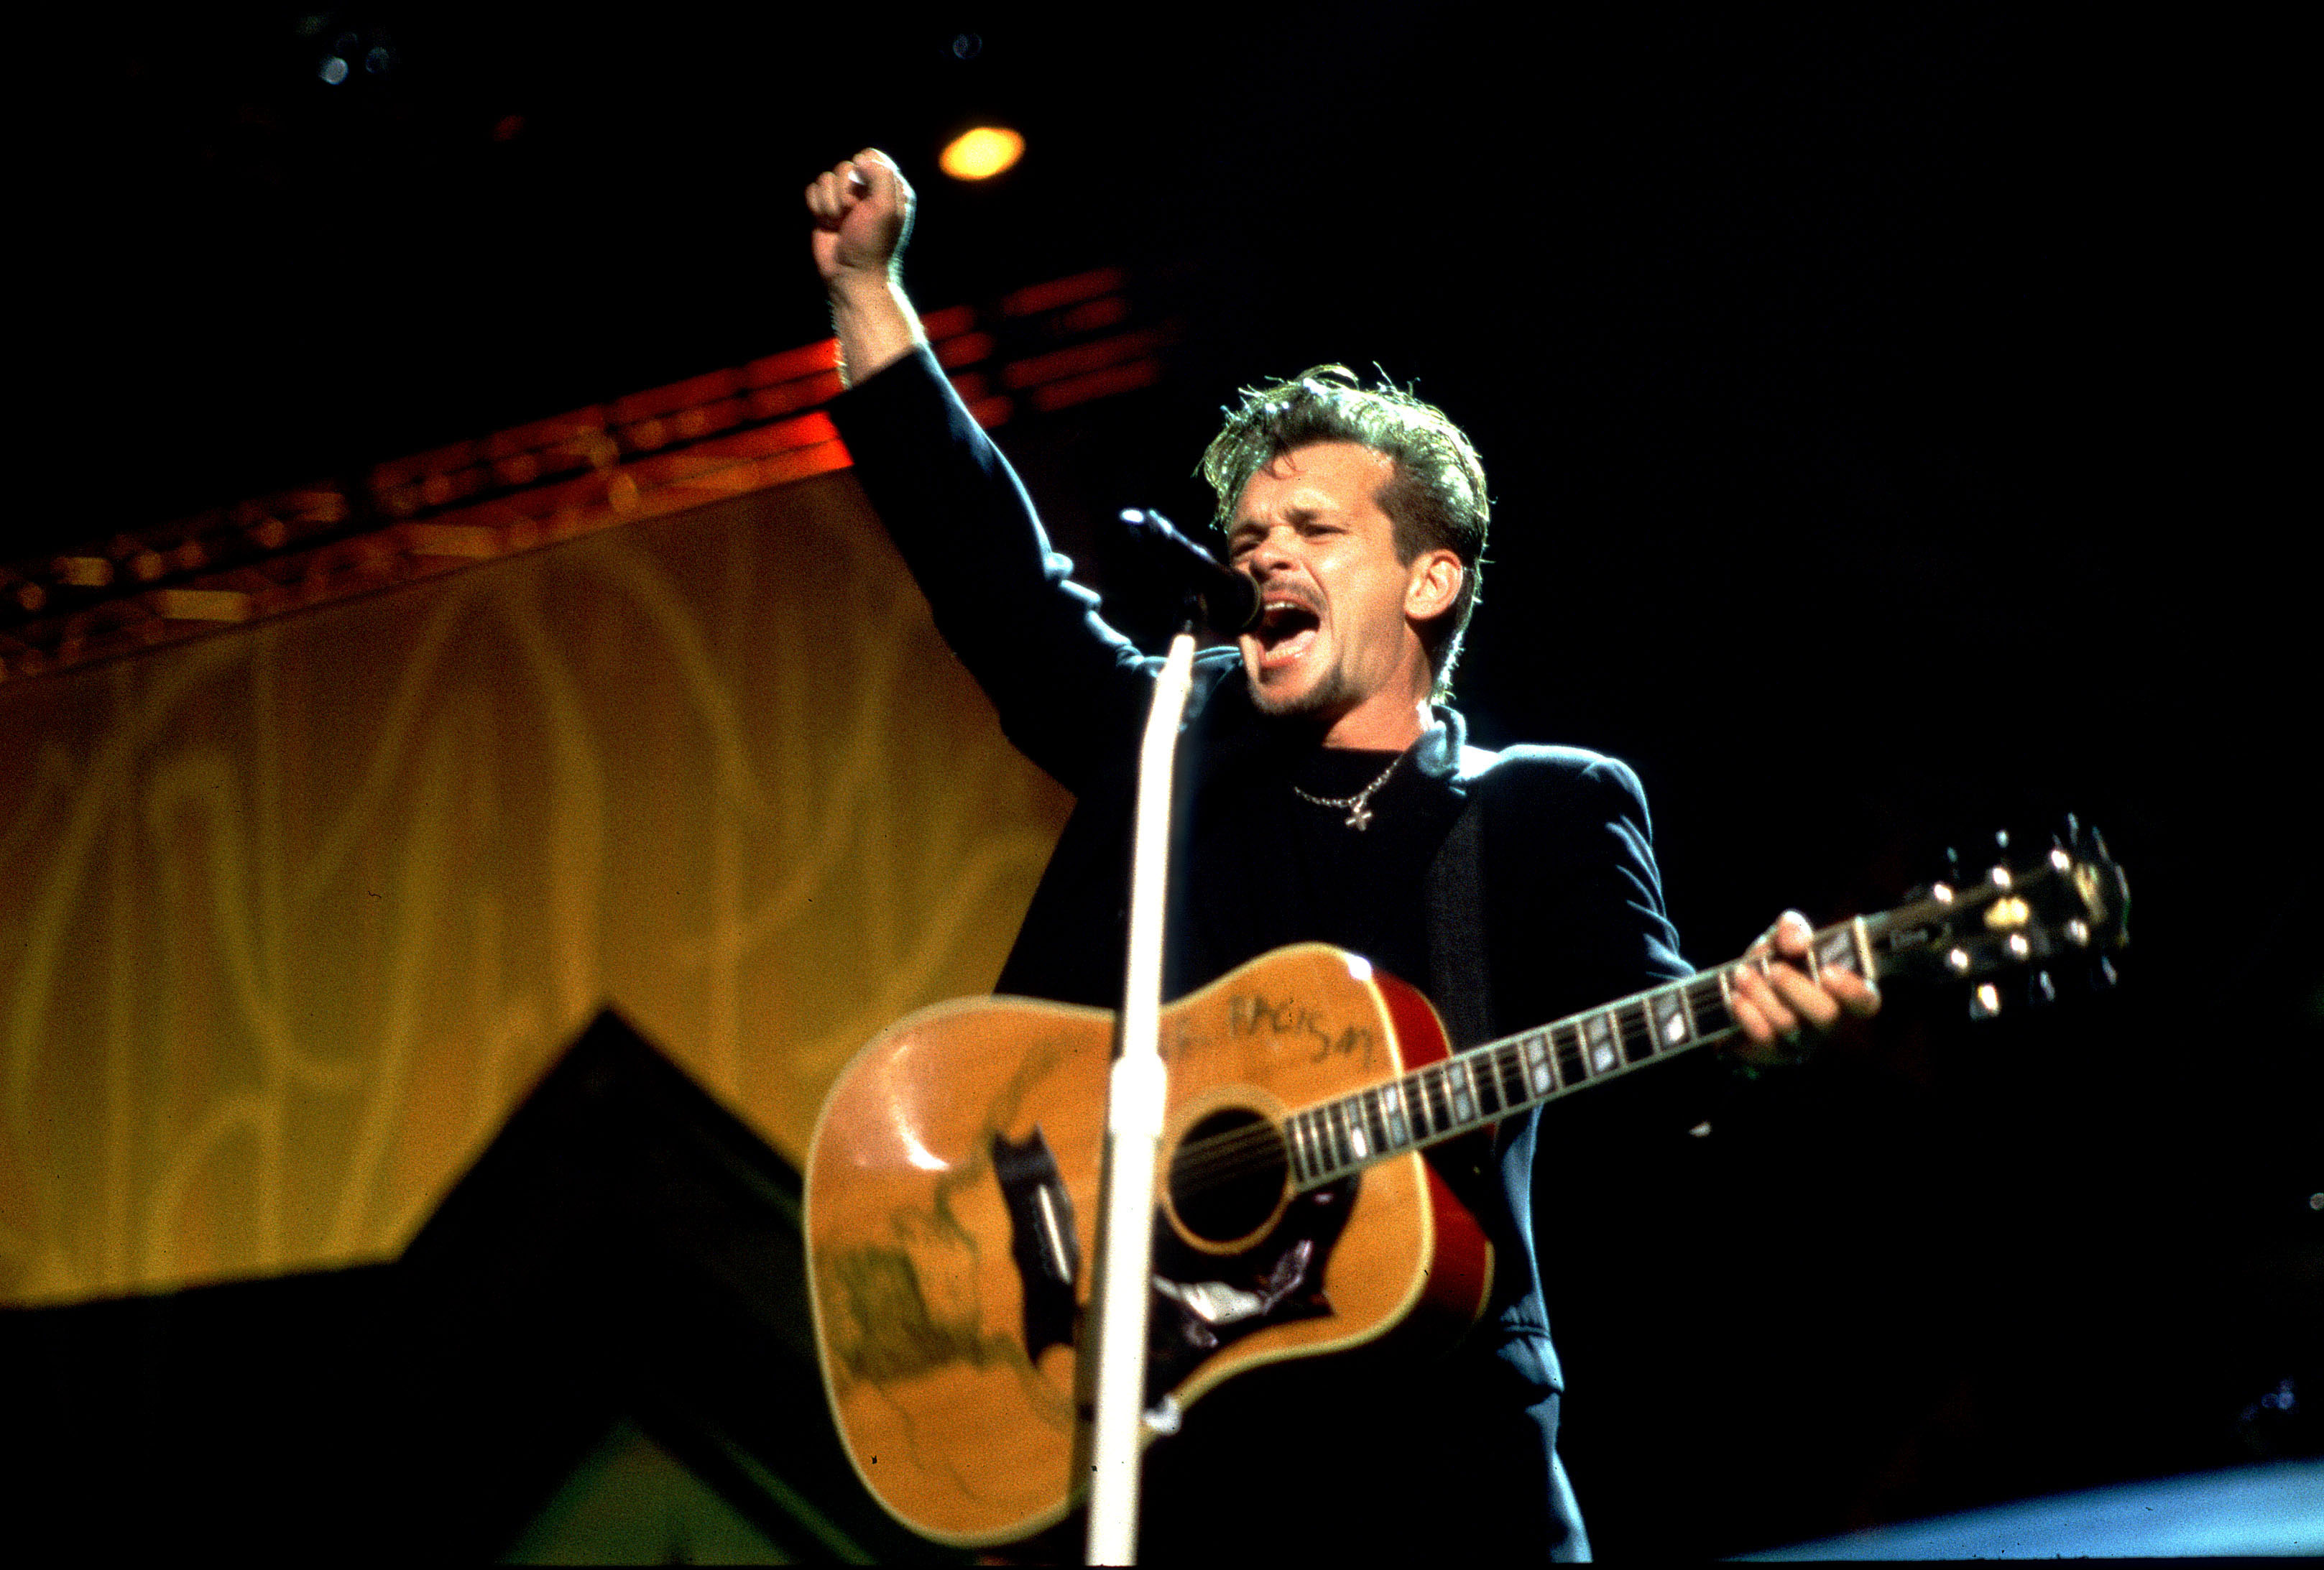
[1278,866,2067,1191]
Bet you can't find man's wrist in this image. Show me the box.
[827,272,923,387]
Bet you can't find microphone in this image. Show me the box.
[1119,509,1261,634]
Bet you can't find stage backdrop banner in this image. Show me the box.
[0,473,1071,1304]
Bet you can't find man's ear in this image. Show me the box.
[1406,550,1464,622]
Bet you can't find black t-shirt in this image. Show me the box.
[1171,739,1464,1000]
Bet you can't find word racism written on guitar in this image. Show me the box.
[805,828,2128,1546]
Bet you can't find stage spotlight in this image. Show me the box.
[941,126,1025,181]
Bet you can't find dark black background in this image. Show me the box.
[15,4,2313,1556]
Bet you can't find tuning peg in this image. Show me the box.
[2060,815,2111,860]
[2028,969,2056,1007]
[2093,954,2120,989]
[1944,845,1963,887]
[1969,982,2002,1020]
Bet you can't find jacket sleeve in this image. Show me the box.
[826,344,1155,794]
[1479,747,1691,1033]
[1485,749,1742,1148]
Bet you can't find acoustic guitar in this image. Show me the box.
[805,829,2127,1546]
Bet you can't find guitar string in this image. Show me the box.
[1159,956,1870,1193]
[1165,1035,1617,1190]
[1163,979,1752,1191]
[1165,1038,1638,1189]
[1171,867,2110,1193]
[1157,885,2082,1193]
[1162,1040,1559,1183]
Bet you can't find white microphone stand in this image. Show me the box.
[1083,624,1197,1566]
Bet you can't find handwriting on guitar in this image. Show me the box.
[1227,992,1377,1068]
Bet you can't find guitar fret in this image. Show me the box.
[1359,1088,1390,1157]
[1480,1044,1518,1113]
[1297,1110,1327,1181]
[1421,1067,1454,1133]
[1618,1000,1655,1064]
[1400,1071,1426,1138]
[1695,974,1736,1036]
[1650,987,1690,1051]
[1380,1084,1409,1147]
[1462,1053,1497,1117]
[1520,1032,1554,1096]
[1326,1102,1355,1169]
[1444,1061,1474,1125]
[1502,1042,1531,1106]
[1582,1012,1620,1077]
[1701,971,1738,1040]
[1553,1022,1587,1086]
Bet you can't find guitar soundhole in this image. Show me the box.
[1169,1108,1290,1245]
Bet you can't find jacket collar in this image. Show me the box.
[1414,703,1466,780]
[1191,653,1490,787]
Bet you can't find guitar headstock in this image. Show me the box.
[1865,818,2130,1016]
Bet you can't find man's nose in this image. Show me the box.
[1245,530,1296,576]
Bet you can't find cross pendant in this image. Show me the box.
[1345,803,1373,831]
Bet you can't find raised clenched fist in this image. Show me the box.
[806,147,915,285]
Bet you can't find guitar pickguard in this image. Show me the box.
[988,1127,1360,1403]
[1145,1177,1357,1403]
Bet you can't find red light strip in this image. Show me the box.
[1,273,1176,683]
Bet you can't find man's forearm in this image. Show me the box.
[829,272,923,389]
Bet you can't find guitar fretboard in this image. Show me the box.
[1281,918,1876,1189]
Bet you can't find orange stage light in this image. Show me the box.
[939,126,1025,181]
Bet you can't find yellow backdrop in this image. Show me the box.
[0,473,1071,1305]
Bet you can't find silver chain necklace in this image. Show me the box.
[1291,753,1404,831]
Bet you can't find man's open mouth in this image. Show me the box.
[1253,598,1320,668]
